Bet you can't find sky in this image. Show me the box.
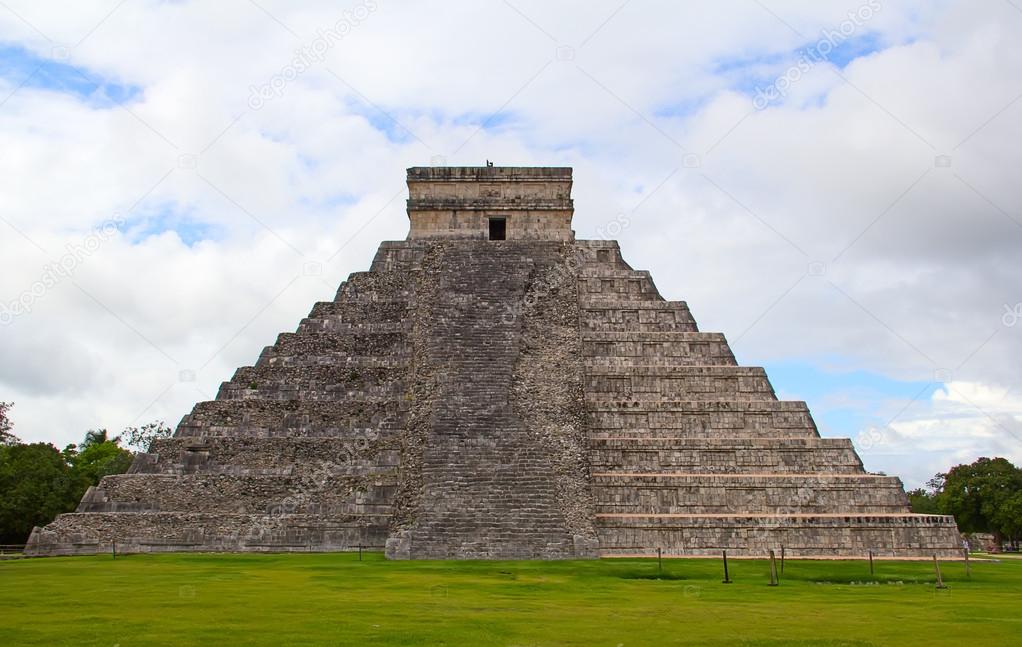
[0,0,1020,488]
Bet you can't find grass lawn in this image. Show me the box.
[2,553,1020,646]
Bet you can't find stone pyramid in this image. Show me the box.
[27,166,961,559]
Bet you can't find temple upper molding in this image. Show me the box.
[406,166,574,241]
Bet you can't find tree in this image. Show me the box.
[907,487,939,514]
[0,427,136,544]
[0,443,79,544]
[0,402,18,446]
[992,491,1022,548]
[122,420,173,452]
[933,457,1022,547]
[65,430,134,489]
[80,428,111,449]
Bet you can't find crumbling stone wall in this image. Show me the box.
[509,243,597,552]
[387,242,447,542]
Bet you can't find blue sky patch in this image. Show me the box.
[343,97,518,144]
[449,109,515,130]
[762,358,938,439]
[817,31,884,69]
[707,54,783,98]
[0,43,141,106]
[123,203,219,247]
[653,95,712,119]
[717,32,887,105]
[362,108,417,144]
[712,51,789,75]
[343,98,418,144]
[299,192,359,210]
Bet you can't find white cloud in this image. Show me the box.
[0,1,1019,486]
[858,381,1022,486]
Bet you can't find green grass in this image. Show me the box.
[2,553,1020,646]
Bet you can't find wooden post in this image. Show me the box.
[722,550,732,584]
[780,545,785,574]
[964,548,971,579]
[768,550,779,586]
[869,550,874,576]
[933,554,946,589]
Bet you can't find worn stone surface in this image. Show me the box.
[509,244,597,549]
[391,241,591,559]
[26,167,961,559]
[572,238,959,558]
[406,166,574,240]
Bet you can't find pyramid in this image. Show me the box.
[27,166,961,559]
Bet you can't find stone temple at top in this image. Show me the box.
[27,166,961,559]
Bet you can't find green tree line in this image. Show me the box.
[0,402,170,545]
[908,456,1022,549]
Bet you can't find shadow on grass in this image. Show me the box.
[614,570,693,581]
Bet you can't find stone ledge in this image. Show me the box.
[406,166,572,181]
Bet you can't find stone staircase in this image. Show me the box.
[387,241,594,559]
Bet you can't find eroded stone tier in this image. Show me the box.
[573,241,959,558]
[27,167,961,558]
